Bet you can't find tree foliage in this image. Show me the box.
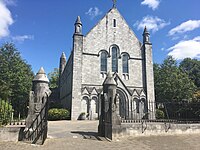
[48,68,59,89]
[154,56,196,102]
[0,99,13,125]
[0,43,34,117]
[179,58,200,88]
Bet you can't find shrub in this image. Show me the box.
[48,108,69,121]
[0,100,13,125]
[156,109,165,119]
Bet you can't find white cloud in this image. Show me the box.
[0,0,14,38]
[2,0,16,6]
[134,16,170,33]
[85,7,102,19]
[168,36,200,60]
[12,35,34,43]
[168,20,200,36]
[141,0,160,10]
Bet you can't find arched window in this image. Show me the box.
[100,52,107,72]
[112,47,118,72]
[122,54,129,74]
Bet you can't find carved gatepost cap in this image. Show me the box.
[33,67,49,83]
[104,71,117,85]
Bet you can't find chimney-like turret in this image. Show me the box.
[59,52,66,75]
[74,16,82,35]
[143,26,151,44]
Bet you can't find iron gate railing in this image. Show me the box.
[21,96,48,145]
[121,101,200,124]
[0,98,26,126]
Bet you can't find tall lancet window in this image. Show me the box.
[112,47,118,72]
[100,52,107,72]
[122,54,129,74]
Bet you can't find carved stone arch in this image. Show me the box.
[139,89,147,116]
[81,95,90,114]
[132,89,140,99]
[109,44,121,58]
[139,89,146,99]
[131,89,140,118]
[98,50,109,57]
[91,95,98,114]
[116,87,129,119]
[91,87,98,95]
[121,52,130,59]
[82,87,89,95]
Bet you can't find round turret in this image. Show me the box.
[33,67,49,83]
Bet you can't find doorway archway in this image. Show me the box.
[116,88,129,119]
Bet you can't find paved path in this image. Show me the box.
[1,121,200,150]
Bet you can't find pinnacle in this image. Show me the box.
[38,67,45,74]
[75,16,82,24]
[61,52,66,58]
[143,26,149,34]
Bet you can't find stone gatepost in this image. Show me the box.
[23,67,51,144]
[98,72,121,140]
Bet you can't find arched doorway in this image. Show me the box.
[116,88,128,119]
[91,96,98,119]
[81,96,89,114]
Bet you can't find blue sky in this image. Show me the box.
[0,0,200,74]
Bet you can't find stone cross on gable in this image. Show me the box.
[113,0,117,8]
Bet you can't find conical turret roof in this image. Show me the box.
[61,52,66,58]
[75,16,82,24]
[33,67,49,83]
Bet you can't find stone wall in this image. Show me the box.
[112,123,200,140]
[0,126,23,142]
[60,53,73,111]
[60,8,155,120]
[82,8,144,87]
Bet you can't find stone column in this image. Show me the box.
[98,72,121,140]
[25,67,51,133]
[142,27,155,120]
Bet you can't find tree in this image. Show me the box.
[154,56,196,102]
[179,58,200,88]
[0,99,13,125]
[0,43,34,117]
[48,68,59,89]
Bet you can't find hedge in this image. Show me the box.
[48,108,69,121]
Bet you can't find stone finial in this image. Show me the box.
[104,72,117,85]
[61,52,66,58]
[75,16,82,25]
[143,26,151,44]
[74,16,82,35]
[33,67,49,83]
[113,0,117,8]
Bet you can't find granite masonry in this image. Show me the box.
[59,7,155,120]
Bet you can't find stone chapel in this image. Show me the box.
[58,5,155,120]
